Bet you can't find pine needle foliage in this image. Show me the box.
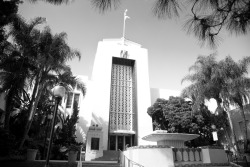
[92,0,250,48]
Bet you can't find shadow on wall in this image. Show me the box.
[229,104,250,139]
[76,116,89,144]
[91,113,109,130]
[76,113,109,145]
[91,113,109,149]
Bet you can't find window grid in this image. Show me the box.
[109,64,136,132]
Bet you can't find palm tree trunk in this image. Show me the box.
[223,124,238,154]
[217,99,240,153]
[4,89,15,131]
[239,105,248,153]
[226,109,240,153]
[19,70,43,149]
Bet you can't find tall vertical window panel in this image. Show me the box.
[109,58,136,133]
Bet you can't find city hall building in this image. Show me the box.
[58,37,180,160]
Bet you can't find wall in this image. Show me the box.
[229,104,250,141]
[124,146,175,167]
[90,39,119,150]
[59,75,93,144]
[75,76,94,144]
[129,40,153,145]
[85,127,103,161]
[202,148,228,163]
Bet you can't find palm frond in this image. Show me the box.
[74,78,86,96]
[239,56,250,74]
[28,17,46,32]
[48,32,81,63]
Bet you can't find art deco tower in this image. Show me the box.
[90,38,152,151]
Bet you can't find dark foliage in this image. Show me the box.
[53,102,82,159]
[54,102,80,146]
[0,0,20,51]
[92,0,250,48]
[0,127,16,156]
[148,96,222,147]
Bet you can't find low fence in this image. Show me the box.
[121,146,230,167]
[172,148,202,163]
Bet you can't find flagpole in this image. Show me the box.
[123,11,126,39]
[123,9,128,40]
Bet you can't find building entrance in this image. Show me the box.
[109,134,135,151]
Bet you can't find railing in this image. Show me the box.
[229,162,243,167]
[172,148,202,163]
[118,150,144,167]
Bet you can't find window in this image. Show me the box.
[66,92,73,108]
[66,93,80,108]
[120,50,128,58]
[91,138,100,150]
[109,63,135,132]
[109,135,116,150]
[73,93,80,107]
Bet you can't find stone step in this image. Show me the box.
[175,166,231,167]
[92,150,120,161]
[0,161,121,167]
[0,161,76,167]
[82,162,120,167]
[174,162,233,167]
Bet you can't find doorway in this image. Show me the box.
[109,134,135,151]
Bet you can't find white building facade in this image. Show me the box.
[89,38,153,150]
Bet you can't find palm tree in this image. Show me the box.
[0,15,40,131]
[6,15,85,149]
[0,48,35,131]
[181,54,220,110]
[181,54,240,153]
[33,66,87,157]
[182,54,250,153]
[218,56,250,152]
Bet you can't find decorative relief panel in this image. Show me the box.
[109,64,136,132]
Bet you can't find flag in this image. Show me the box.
[124,9,130,21]
[125,15,130,20]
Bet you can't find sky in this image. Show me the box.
[18,0,250,92]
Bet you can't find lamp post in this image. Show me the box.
[211,124,218,145]
[45,85,65,167]
[43,113,53,159]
